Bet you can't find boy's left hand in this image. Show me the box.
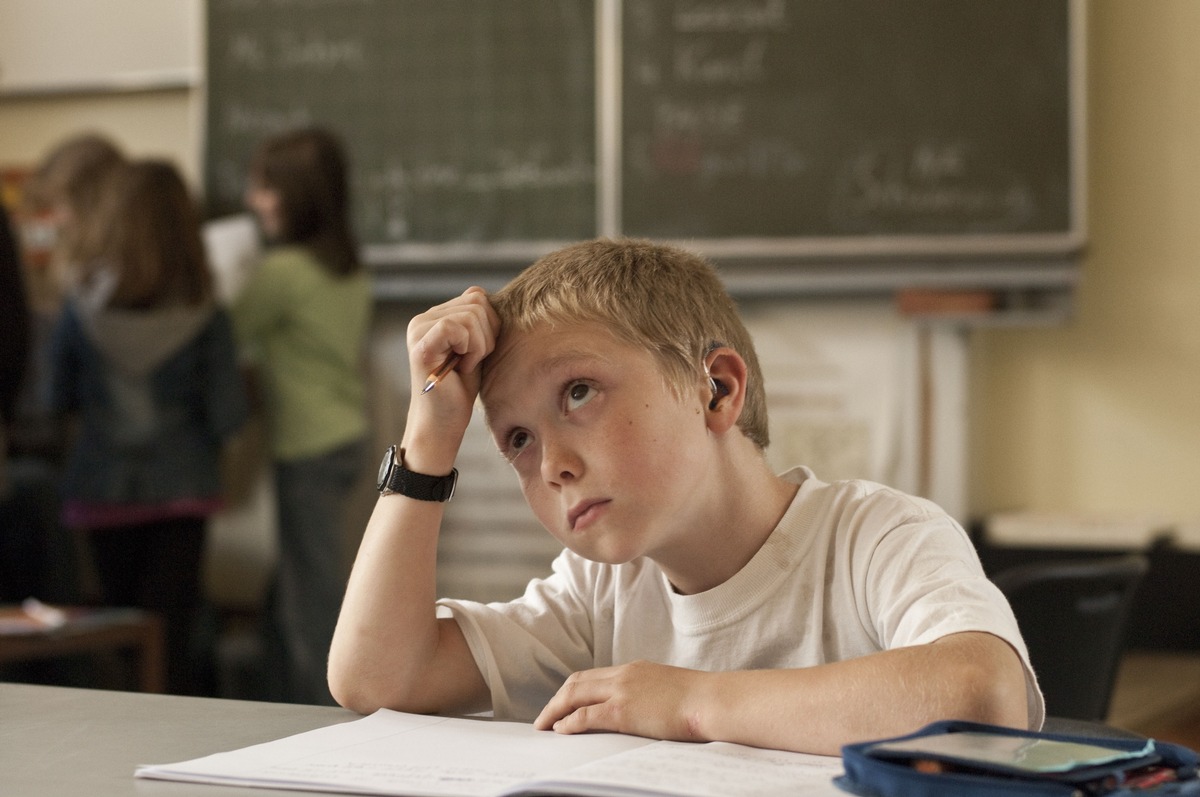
[534,660,713,742]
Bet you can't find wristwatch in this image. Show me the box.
[376,445,457,502]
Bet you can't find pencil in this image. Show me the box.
[421,353,462,394]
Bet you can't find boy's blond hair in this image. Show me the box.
[490,238,769,449]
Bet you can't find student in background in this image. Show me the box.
[7,135,125,613]
[47,160,249,695]
[24,133,126,315]
[329,238,1041,755]
[0,201,31,473]
[15,133,126,467]
[0,201,37,600]
[233,127,372,705]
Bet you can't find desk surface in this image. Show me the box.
[0,682,359,796]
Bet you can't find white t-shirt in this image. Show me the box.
[438,467,1044,729]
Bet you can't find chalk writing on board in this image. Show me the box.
[360,154,595,243]
[219,31,367,72]
[206,0,596,245]
[829,141,1038,233]
[206,0,1075,265]
[621,0,1072,242]
[669,0,790,34]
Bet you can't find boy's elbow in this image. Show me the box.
[947,634,1031,729]
[327,655,400,715]
[918,633,1029,731]
[328,671,407,716]
[327,657,441,717]
[327,660,377,715]
[961,664,1029,730]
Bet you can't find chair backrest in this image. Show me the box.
[991,553,1149,722]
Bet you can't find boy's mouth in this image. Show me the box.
[568,499,610,531]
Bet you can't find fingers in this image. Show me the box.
[400,288,502,462]
[408,286,500,387]
[547,703,615,736]
[536,663,708,742]
[534,667,622,734]
[437,286,499,375]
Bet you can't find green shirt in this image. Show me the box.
[232,246,372,461]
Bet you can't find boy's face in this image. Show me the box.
[481,321,713,566]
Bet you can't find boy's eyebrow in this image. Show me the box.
[532,349,609,376]
[482,347,610,420]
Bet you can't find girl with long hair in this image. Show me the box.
[48,159,248,695]
[233,128,372,705]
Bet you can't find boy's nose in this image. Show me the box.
[539,435,581,486]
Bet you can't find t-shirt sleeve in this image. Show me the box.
[436,550,599,721]
[852,490,1046,730]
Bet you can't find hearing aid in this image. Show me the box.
[704,345,729,410]
[708,379,728,410]
[705,362,728,410]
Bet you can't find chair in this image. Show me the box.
[991,553,1149,722]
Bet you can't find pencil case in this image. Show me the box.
[835,719,1200,797]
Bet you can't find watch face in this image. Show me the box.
[377,445,396,490]
[375,445,457,501]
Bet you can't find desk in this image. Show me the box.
[0,607,165,693]
[3,683,1147,797]
[0,683,358,796]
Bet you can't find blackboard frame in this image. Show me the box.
[205,0,1085,307]
[600,0,1085,263]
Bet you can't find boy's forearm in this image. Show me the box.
[331,281,496,715]
[327,494,442,712]
[327,480,493,716]
[534,633,1027,755]
[700,632,1029,756]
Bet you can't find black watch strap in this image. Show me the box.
[377,445,457,502]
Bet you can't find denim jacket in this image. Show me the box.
[48,295,249,507]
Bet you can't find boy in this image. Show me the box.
[328,238,1041,755]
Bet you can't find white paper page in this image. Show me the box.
[136,710,654,797]
[202,213,261,304]
[509,739,845,797]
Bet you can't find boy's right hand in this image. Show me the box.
[402,286,500,470]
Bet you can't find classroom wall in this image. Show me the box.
[2,1,1199,541]
[0,89,201,186]
[968,1,1200,530]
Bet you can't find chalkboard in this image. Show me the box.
[205,0,596,251]
[205,0,1080,276]
[621,0,1073,246]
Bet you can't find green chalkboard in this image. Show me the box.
[621,0,1073,244]
[205,0,596,249]
[205,0,1078,269]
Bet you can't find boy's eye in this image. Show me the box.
[506,430,532,459]
[565,381,595,411]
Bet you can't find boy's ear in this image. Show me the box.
[702,347,747,435]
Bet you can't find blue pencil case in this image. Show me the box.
[836,720,1200,796]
